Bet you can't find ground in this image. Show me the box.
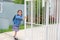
[0,26,46,40]
[0,24,58,40]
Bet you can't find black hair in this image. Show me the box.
[17,10,22,13]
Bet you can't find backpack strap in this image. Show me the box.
[13,15,16,21]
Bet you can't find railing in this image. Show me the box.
[25,0,59,25]
[24,0,59,40]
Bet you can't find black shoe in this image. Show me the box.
[14,37,18,40]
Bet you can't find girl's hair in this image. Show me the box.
[17,10,22,13]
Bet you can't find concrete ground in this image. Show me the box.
[0,25,58,40]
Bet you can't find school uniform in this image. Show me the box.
[13,14,23,32]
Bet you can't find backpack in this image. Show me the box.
[13,15,16,21]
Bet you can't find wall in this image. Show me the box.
[0,2,24,29]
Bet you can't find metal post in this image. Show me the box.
[31,0,33,40]
[37,0,38,24]
[39,0,40,24]
[46,0,49,40]
[46,1,49,25]
[24,0,27,40]
[56,0,58,40]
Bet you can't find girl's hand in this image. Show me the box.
[23,16,27,20]
[25,16,27,19]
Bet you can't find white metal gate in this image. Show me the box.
[24,0,59,40]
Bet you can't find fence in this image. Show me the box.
[24,0,59,40]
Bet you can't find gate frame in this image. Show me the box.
[24,0,33,40]
[24,0,58,40]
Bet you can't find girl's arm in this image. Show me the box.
[16,15,27,20]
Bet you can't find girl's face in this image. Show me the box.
[18,11,22,16]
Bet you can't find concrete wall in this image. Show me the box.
[0,2,24,29]
[0,18,9,29]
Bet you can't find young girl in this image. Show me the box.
[13,10,26,40]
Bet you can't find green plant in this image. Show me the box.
[35,0,42,24]
[0,24,24,33]
[13,0,24,4]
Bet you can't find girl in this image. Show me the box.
[13,10,26,40]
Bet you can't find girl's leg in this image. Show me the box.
[14,31,18,40]
[14,31,17,38]
[13,26,19,38]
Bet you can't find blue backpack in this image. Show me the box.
[13,15,16,21]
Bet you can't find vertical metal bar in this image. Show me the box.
[44,0,45,24]
[49,0,51,24]
[42,0,43,24]
[24,0,27,40]
[52,15,53,24]
[34,1,35,24]
[37,0,38,24]
[49,7,50,24]
[46,1,49,25]
[56,0,58,40]
[25,0,26,31]
[46,0,49,40]
[38,1,39,24]
[38,0,40,24]
[31,0,33,40]
[50,0,52,24]
[54,0,55,24]
[34,1,36,23]
[45,1,46,25]
[31,0,33,29]
[49,5,50,24]
[56,0,58,24]
[33,0,36,25]
[33,1,34,24]
[39,0,40,24]
[50,0,51,24]
[42,0,45,24]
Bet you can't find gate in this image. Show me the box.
[24,0,59,40]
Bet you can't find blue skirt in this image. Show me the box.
[13,25,19,32]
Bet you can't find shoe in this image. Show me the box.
[14,37,18,40]
[13,36,18,40]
